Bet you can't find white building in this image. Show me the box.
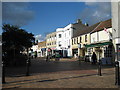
[55,19,88,57]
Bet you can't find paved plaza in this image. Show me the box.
[2,58,120,89]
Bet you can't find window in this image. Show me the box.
[69,31,70,35]
[85,35,87,42]
[74,38,76,44]
[59,44,61,47]
[80,37,82,43]
[65,33,66,37]
[59,34,61,38]
[72,39,74,45]
[77,37,79,44]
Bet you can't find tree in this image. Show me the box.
[2,24,35,66]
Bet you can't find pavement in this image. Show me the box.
[2,57,120,89]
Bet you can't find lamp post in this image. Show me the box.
[98,59,102,76]
[26,48,30,76]
[115,61,120,85]
[2,60,5,83]
[78,44,81,64]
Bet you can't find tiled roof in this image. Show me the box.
[73,22,100,38]
[72,23,88,37]
[91,19,112,33]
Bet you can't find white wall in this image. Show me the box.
[99,28,112,42]
[56,28,64,50]
[31,45,38,52]
[91,32,98,43]
[56,24,73,56]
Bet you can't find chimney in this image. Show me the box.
[85,23,89,26]
[77,19,82,24]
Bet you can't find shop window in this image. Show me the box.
[104,45,112,57]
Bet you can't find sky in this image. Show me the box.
[2,2,111,42]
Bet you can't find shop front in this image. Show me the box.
[72,48,78,58]
[85,42,113,65]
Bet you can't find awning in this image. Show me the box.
[85,42,112,48]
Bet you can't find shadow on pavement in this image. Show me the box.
[5,58,114,77]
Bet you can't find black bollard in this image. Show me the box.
[78,56,81,64]
[26,58,30,76]
[98,60,102,76]
[115,61,120,85]
[2,61,5,83]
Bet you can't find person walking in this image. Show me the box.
[91,52,97,64]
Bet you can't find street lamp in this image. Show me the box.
[2,60,5,83]
[26,48,30,76]
[98,60,102,76]
[78,44,81,64]
[115,61,120,85]
[115,44,120,85]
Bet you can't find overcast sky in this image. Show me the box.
[2,2,111,42]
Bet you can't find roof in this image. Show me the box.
[72,23,89,37]
[73,22,100,38]
[38,41,46,47]
[91,19,112,33]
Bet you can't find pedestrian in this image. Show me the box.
[46,55,50,62]
[55,52,60,61]
[34,51,37,58]
[91,52,97,64]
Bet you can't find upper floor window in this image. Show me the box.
[77,37,79,44]
[59,34,61,38]
[85,35,87,42]
[74,38,76,44]
[80,37,82,43]
[72,39,74,45]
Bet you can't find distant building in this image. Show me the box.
[46,32,57,56]
[38,41,46,57]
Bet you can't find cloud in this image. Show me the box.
[79,2,111,25]
[35,34,45,42]
[2,2,35,26]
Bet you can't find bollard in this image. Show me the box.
[115,61,120,85]
[26,58,30,76]
[98,60,102,76]
[78,56,81,64]
[2,61,5,83]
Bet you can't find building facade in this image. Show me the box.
[55,19,88,57]
[85,19,113,64]
[46,32,57,56]
[71,22,99,59]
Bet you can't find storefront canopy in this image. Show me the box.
[85,42,112,48]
